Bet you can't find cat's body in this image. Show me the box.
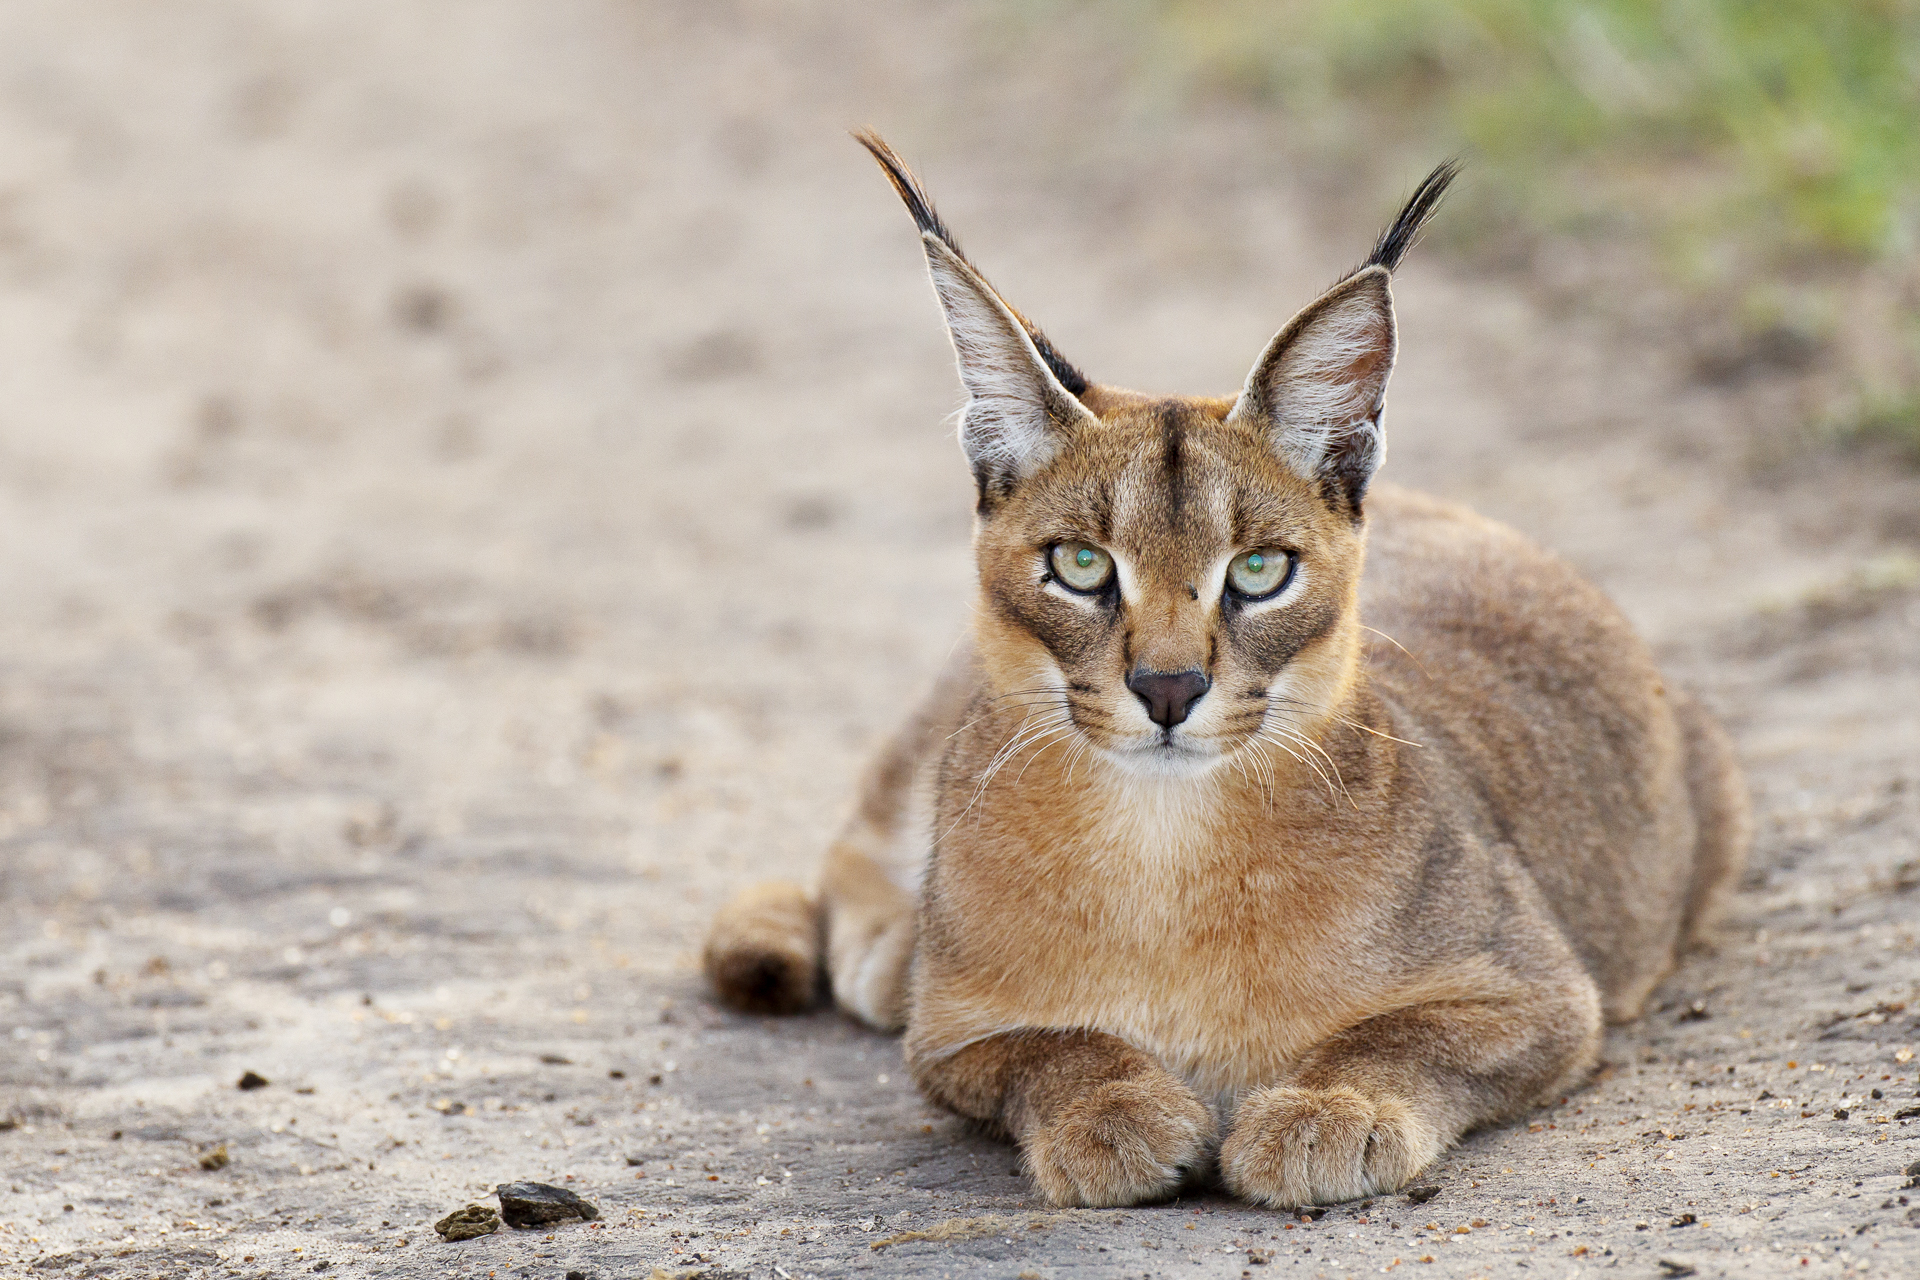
[704,138,1749,1209]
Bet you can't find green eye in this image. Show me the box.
[1049,541,1114,593]
[1227,548,1293,599]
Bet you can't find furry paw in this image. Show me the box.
[702,882,822,1014]
[1219,1086,1439,1208]
[1025,1075,1213,1208]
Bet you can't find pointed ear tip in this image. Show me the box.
[1334,264,1394,303]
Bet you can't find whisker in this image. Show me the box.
[1257,728,1339,803]
[1014,725,1076,784]
[1362,624,1432,680]
[1332,713,1424,748]
[934,704,1074,845]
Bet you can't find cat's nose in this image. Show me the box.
[1127,668,1210,729]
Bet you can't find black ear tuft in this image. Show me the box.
[852,129,1090,398]
[852,127,964,254]
[1363,159,1461,274]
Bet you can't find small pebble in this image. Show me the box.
[198,1144,230,1171]
[434,1204,501,1241]
[236,1071,270,1091]
[1406,1185,1442,1204]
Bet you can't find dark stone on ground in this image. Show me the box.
[1406,1185,1442,1204]
[495,1181,601,1228]
[236,1071,270,1090]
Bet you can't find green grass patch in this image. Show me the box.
[1151,0,1920,264]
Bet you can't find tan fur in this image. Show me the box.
[704,140,1749,1208]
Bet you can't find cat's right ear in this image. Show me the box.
[855,131,1098,508]
[920,236,1098,504]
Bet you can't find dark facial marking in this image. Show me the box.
[1227,595,1341,677]
[1092,479,1115,545]
[1159,404,1184,515]
[989,573,1117,672]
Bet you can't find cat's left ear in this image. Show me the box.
[1230,160,1458,517]
[1228,267,1396,516]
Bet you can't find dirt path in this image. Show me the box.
[3,4,1917,1278]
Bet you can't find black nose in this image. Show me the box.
[1126,669,1210,729]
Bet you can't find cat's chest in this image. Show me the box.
[920,784,1391,1096]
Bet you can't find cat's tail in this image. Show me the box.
[703,881,824,1014]
[1672,689,1752,943]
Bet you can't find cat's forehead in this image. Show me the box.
[1031,398,1328,562]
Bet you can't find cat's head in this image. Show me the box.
[858,133,1454,777]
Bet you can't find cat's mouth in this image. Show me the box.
[1103,726,1223,777]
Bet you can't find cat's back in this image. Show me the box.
[1359,483,1628,657]
[1355,482,1696,1016]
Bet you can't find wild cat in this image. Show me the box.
[703,133,1750,1209]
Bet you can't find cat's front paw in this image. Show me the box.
[1025,1074,1213,1208]
[1219,1085,1439,1208]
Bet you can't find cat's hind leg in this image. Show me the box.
[704,647,973,1028]
[1671,688,1751,943]
[818,658,971,1030]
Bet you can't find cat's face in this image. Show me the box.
[852,134,1452,776]
[972,393,1366,777]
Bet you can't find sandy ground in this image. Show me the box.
[3,3,1919,1278]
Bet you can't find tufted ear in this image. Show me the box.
[919,236,1099,504]
[1230,161,1458,517]
[855,130,1098,509]
[1228,267,1397,515]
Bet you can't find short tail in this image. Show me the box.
[702,881,824,1014]
[1672,690,1752,942]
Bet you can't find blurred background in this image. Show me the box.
[2,2,1916,1275]
[1144,0,1920,460]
